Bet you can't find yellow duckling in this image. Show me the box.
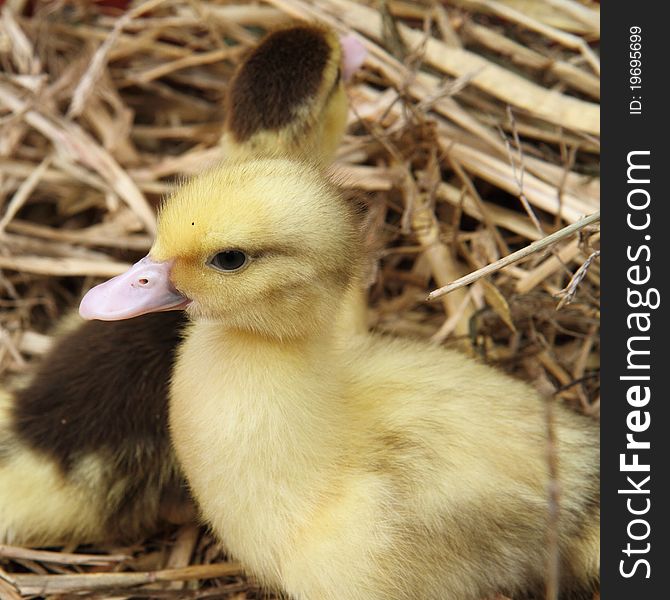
[0,24,366,546]
[81,158,599,599]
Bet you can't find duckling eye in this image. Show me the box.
[208,250,249,272]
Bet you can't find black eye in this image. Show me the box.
[209,250,249,272]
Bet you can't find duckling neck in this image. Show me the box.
[171,319,351,469]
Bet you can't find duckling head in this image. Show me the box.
[80,159,362,340]
[223,25,366,165]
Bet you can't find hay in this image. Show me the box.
[0,0,600,597]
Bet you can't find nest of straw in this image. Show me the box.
[0,0,599,598]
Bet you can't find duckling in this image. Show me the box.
[0,24,366,546]
[0,314,187,544]
[222,24,366,165]
[80,158,600,600]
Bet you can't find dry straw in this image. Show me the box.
[0,0,599,597]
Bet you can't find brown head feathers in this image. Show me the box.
[225,25,339,143]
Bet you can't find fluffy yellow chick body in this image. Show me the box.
[138,159,599,599]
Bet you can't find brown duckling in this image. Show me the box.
[222,25,366,165]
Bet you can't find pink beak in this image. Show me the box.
[339,33,367,81]
[79,256,189,321]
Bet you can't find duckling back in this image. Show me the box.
[0,314,188,544]
[340,335,599,598]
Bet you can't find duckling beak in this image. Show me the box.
[79,256,190,321]
[340,34,367,81]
